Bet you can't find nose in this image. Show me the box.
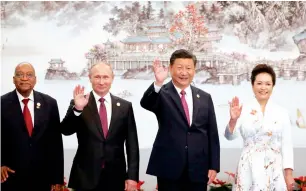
[98,78,105,84]
[21,75,29,80]
[181,68,188,75]
[260,84,267,90]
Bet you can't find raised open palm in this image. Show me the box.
[153,59,168,85]
[73,85,89,110]
[229,96,243,121]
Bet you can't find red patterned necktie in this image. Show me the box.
[180,90,190,126]
[99,97,108,138]
[22,98,33,136]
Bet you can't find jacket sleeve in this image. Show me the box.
[1,99,10,167]
[125,103,140,181]
[140,82,161,114]
[207,94,220,172]
[60,99,82,135]
[48,99,64,185]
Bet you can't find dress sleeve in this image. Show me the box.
[224,118,241,140]
[281,110,294,170]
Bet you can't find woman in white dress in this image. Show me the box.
[224,64,295,191]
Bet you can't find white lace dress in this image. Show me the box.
[225,99,294,191]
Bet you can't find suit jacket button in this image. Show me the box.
[185,146,188,149]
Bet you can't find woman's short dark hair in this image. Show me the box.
[170,49,197,66]
[251,64,276,86]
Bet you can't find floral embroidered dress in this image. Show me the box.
[225,98,294,191]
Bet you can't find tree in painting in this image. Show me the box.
[216,1,306,50]
[85,44,107,62]
[103,1,155,36]
[170,4,207,51]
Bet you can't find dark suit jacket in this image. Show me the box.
[61,92,139,190]
[1,90,64,191]
[140,82,220,182]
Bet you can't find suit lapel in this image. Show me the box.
[85,92,105,140]
[191,86,200,126]
[9,91,29,135]
[32,91,46,139]
[107,94,120,138]
[167,82,189,126]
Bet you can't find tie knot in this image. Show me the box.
[180,90,186,96]
[22,98,30,105]
[99,97,105,103]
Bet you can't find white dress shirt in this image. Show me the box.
[16,90,34,127]
[154,81,193,125]
[74,91,112,129]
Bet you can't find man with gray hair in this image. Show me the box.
[61,62,140,191]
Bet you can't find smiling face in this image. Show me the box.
[252,72,274,103]
[13,63,36,97]
[169,58,195,90]
[89,63,114,97]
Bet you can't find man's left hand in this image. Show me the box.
[207,170,217,185]
[125,179,137,191]
[51,184,62,191]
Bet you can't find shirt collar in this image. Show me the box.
[172,81,191,96]
[92,90,111,104]
[16,90,34,102]
[251,96,274,112]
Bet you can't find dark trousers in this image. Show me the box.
[157,166,208,191]
[1,172,52,191]
[2,183,51,191]
[76,167,125,191]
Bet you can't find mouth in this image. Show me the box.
[258,91,268,96]
[20,83,31,86]
[179,77,188,81]
[97,86,107,89]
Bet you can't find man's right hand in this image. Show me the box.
[1,166,15,183]
[73,85,89,111]
[153,59,168,86]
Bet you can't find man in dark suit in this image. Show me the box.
[140,49,220,191]
[61,63,139,191]
[1,62,64,191]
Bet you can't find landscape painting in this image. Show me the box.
[1,2,305,188]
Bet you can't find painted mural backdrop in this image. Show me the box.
[1,1,306,149]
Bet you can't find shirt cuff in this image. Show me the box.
[73,106,82,116]
[153,82,162,93]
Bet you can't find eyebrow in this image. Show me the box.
[93,74,110,77]
[15,71,34,73]
[256,81,272,83]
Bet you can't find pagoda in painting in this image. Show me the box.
[45,59,80,80]
[120,21,175,53]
